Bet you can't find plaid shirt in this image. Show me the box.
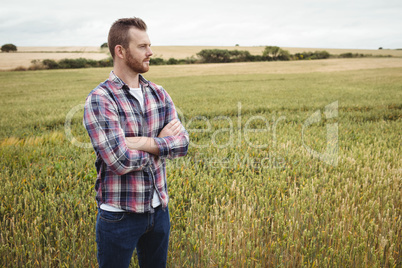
[84,71,189,213]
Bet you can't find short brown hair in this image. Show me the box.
[108,17,147,59]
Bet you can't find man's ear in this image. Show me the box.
[114,45,125,59]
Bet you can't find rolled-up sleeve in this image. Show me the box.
[83,92,150,175]
[154,132,189,159]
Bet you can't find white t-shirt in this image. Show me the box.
[128,87,144,112]
[99,86,161,212]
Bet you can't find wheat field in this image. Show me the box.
[0,56,401,267]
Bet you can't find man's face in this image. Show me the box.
[124,28,153,74]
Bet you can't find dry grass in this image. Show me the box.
[152,46,402,59]
[283,47,402,57]
[0,53,109,70]
[16,46,103,52]
[1,46,402,71]
[151,46,264,59]
[0,46,110,70]
[148,58,402,78]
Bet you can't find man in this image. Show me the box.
[83,17,189,267]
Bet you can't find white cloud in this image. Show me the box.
[0,0,401,49]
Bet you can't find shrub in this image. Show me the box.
[197,49,255,63]
[150,57,166,65]
[183,56,198,64]
[249,55,265,62]
[262,46,280,58]
[339,53,367,58]
[262,46,291,61]
[98,58,113,67]
[13,66,27,71]
[101,43,108,49]
[197,49,231,63]
[229,50,253,62]
[58,58,85,69]
[28,60,44,70]
[42,59,60,69]
[314,50,330,59]
[340,53,354,58]
[1,43,17,52]
[30,57,114,70]
[277,49,291,61]
[294,51,330,60]
[167,58,179,65]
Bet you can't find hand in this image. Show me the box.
[158,119,183,138]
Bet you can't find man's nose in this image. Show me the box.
[147,47,153,57]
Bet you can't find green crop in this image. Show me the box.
[0,63,401,267]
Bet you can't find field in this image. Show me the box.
[0,57,401,267]
[0,47,109,70]
[1,46,402,70]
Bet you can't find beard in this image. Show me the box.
[125,50,150,74]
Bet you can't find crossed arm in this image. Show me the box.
[125,119,183,155]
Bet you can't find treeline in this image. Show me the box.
[26,58,114,70]
[17,46,380,71]
[150,56,198,65]
[150,47,331,65]
[149,46,378,65]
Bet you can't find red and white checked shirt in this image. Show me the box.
[84,71,189,213]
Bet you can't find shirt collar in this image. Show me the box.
[109,71,149,90]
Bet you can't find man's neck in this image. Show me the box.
[114,66,140,88]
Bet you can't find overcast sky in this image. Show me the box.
[1,0,401,49]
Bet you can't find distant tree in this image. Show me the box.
[197,49,232,63]
[378,47,383,50]
[277,49,291,61]
[313,50,330,59]
[166,58,178,65]
[42,59,59,69]
[150,57,165,65]
[229,50,253,62]
[1,43,17,52]
[294,50,331,60]
[100,42,108,49]
[263,46,280,58]
[263,46,290,60]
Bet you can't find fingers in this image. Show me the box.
[169,120,182,135]
[167,119,179,127]
[158,119,183,138]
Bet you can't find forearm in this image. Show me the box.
[126,136,160,155]
[87,133,151,174]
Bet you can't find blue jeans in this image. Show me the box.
[96,206,170,268]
